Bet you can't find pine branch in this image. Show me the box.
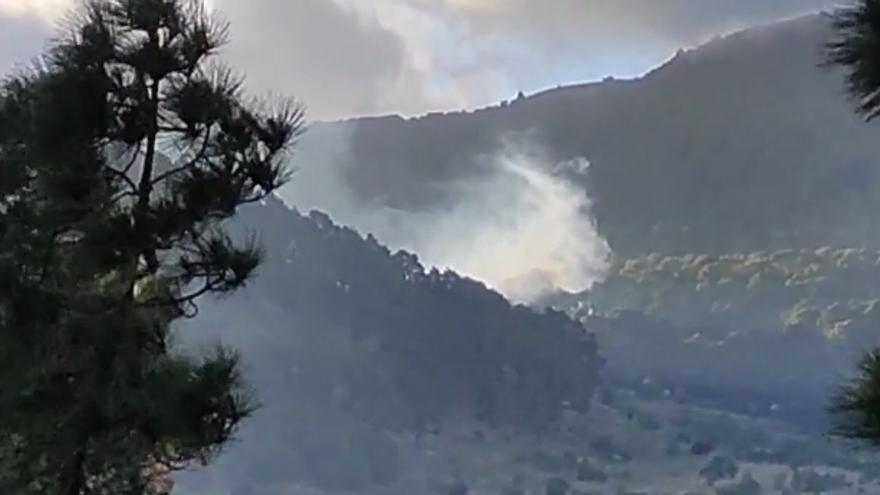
[151,127,212,186]
[104,165,138,194]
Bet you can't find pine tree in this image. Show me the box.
[0,0,302,493]
[827,0,880,445]
[831,351,880,445]
[827,0,880,120]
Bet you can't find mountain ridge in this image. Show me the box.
[286,13,880,260]
[318,14,830,125]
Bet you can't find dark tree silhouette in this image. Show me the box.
[827,0,880,120]
[832,351,880,445]
[827,0,880,446]
[0,0,302,493]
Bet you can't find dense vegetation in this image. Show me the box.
[175,197,602,493]
[544,248,880,426]
[182,2,880,493]
[293,15,880,258]
[0,0,299,492]
[175,203,880,495]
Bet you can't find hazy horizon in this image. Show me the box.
[1,0,839,121]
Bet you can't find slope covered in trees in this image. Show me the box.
[175,210,880,494]
[172,4,880,494]
[175,203,880,494]
[545,248,880,427]
[280,12,880,439]
[175,196,602,493]
[290,15,880,257]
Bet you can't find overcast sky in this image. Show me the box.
[1,0,839,121]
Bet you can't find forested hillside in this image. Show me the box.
[172,200,880,495]
[548,248,880,428]
[279,12,880,432]
[171,14,880,494]
[289,15,880,257]
[208,13,880,493]
[175,197,601,494]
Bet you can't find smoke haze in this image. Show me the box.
[282,134,610,302]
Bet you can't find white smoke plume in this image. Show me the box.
[282,134,610,303]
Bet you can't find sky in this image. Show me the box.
[0,0,840,120]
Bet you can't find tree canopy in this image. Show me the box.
[0,0,301,493]
[827,0,880,447]
[827,0,880,120]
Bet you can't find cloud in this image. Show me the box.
[0,0,69,21]
[333,0,840,112]
[424,0,837,44]
[0,12,51,77]
[213,0,437,120]
[0,0,841,120]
